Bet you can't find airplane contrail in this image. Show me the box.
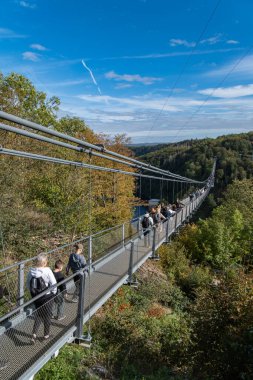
[81,59,102,95]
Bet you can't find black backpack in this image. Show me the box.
[142,216,150,229]
[30,276,48,297]
[72,254,82,269]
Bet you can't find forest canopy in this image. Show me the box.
[0,72,136,263]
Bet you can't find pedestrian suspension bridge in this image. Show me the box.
[0,112,215,379]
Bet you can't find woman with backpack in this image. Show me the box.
[27,253,57,343]
[141,213,153,248]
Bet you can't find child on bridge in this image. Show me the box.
[66,243,86,302]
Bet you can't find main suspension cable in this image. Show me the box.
[0,146,209,184]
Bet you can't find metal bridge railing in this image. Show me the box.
[0,215,141,318]
[0,187,210,380]
[0,188,209,321]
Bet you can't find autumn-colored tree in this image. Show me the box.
[0,72,135,262]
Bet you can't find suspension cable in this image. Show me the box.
[0,113,208,184]
[0,147,208,184]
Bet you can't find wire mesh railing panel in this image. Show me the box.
[124,219,139,244]
[176,210,181,228]
[0,270,18,317]
[157,221,166,242]
[0,280,78,380]
[182,207,186,221]
[92,225,123,263]
[168,216,175,234]
[161,220,167,242]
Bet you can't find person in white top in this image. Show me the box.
[156,205,166,233]
[167,206,176,217]
[141,213,154,248]
[27,253,57,343]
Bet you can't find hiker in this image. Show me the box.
[156,204,166,232]
[172,204,177,211]
[27,253,57,343]
[66,243,86,302]
[167,205,176,217]
[52,259,66,321]
[175,199,184,210]
[141,213,153,247]
[150,207,159,226]
[161,205,169,218]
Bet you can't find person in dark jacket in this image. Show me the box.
[66,243,86,302]
[52,260,66,320]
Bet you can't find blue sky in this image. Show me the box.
[1,0,253,143]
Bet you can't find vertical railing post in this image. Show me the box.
[88,236,92,268]
[122,223,125,248]
[165,219,169,243]
[75,271,86,343]
[151,226,159,259]
[137,218,141,238]
[18,263,24,310]
[174,212,178,231]
[127,240,135,284]
[152,227,156,257]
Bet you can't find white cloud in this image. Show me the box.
[200,34,222,45]
[22,51,40,61]
[169,35,222,48]
[206,54,253,78]
[102,47,242,60]
[226,39,239,45]
[169,38,196,48]
[19,1,36,9]
[0,27,26,39]
[105,70,162,85]
[198,84,253,98]
[30,43,47,51]
[58,91,253,143]
[78,94,179,111]
[115,83,133,89]
[43,79,89,87]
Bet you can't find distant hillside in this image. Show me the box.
[129,139,198,157]
[134,133,253,203]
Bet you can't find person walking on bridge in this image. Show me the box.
[66,243,86,302]
[141,213,153,248]
[27,254,57,343]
